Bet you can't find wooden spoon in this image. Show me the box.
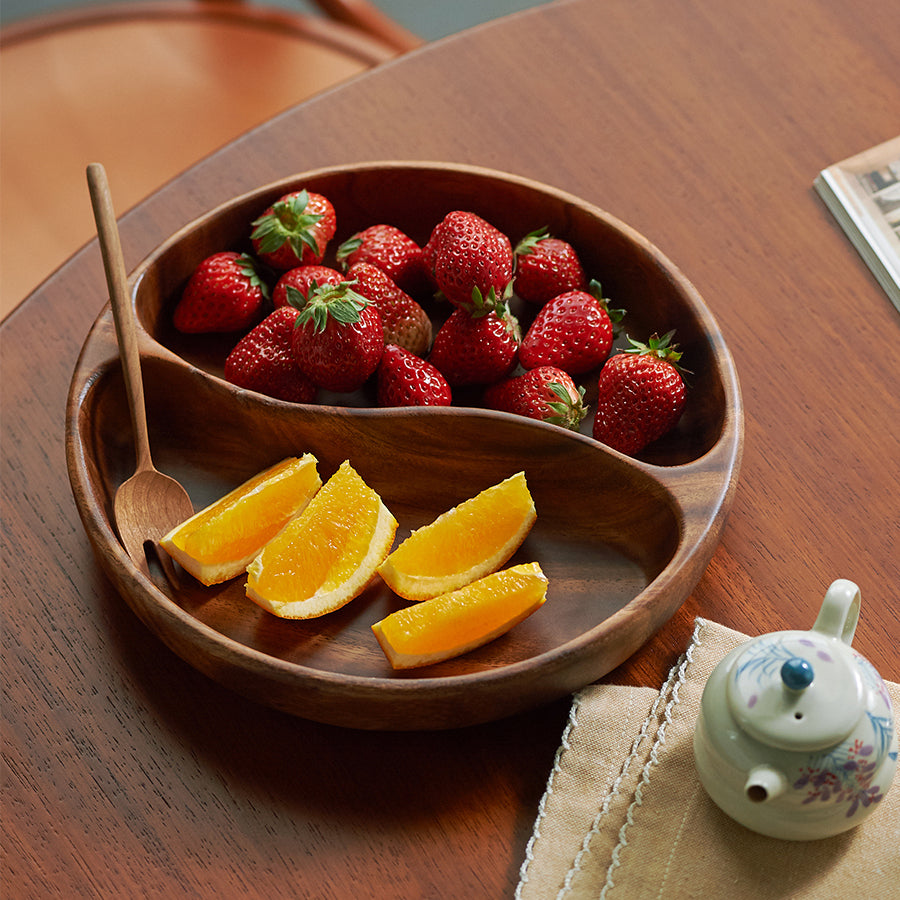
[86,162,194,581]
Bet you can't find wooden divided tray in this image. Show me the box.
[66,162,743,730]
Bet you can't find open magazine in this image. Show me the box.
[814,136,900,313]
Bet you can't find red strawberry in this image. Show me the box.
[346,261,432,356]
[428,301,520,387]
[336,224,431,296]
[592,331,687,455]
[377,344,452,407]
[173,251,268,333]
[224,306,316,403]
[519,280,624,375]
[273,265,344,308]
[514,228,587,305]
[250,189,336,270]
[423,211,513,310]
[290,282,384,392]
[484,366,586,431]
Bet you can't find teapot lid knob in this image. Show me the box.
[780,657,814,691]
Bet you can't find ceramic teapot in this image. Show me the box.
[693,579,897,840]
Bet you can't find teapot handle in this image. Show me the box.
[812,579,860,645]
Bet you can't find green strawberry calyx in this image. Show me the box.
[335,235,363,268]
[466,278,516,318]
[544,380,588,430]
[623,330,690,375]
[514,227,550,260]
[292,281,370,334]
[588,279,626,332]
[236,253,270,300]
[475,291,522,343]
[461,286,521,344]
[251,190,323,259]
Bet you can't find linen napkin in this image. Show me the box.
[515,618,900,899]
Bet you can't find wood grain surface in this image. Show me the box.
[3,0,899,896]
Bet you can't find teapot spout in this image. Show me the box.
[744,765,789,803]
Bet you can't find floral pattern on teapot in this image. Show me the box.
[735,637,896,818]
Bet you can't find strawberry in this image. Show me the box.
[484,366,586,431]
[346,261,432,356]
[592,331,687,455]
[273,265,344,308]
[336,224,431,296]
[290,282,384,392]
[377,345,452,407]
[513,228,587,305]
[519,280,624,375]
[224,306,316,403]
[173,251,269,333]
[423,211,513,311]
[428,300,520,387]
[250,189,336,270]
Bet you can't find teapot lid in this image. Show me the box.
[726,632,863,751]
[725,580,865,752]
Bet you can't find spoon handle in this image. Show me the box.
[86,163,152,473]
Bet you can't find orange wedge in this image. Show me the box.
[246,460,398,619]
[377,471,536,601]
[160,455,321,585]
[372,562,548,669]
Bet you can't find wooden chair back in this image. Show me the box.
[0,0,421,314]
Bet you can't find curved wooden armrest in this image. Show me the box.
[311,0,424,52]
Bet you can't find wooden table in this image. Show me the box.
[3,0,899,895]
